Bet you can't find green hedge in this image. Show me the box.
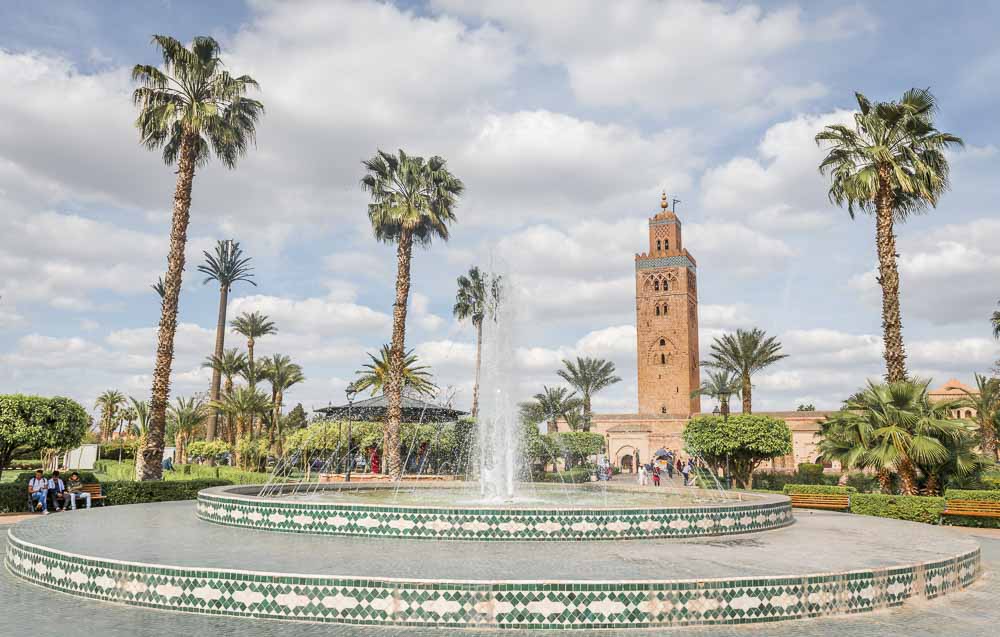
[849,494,945,525]
[535,467,594,483]
[942,489,1000,528]
[782,484,855,495]
[14,471,99,483]
[1,478,229,513]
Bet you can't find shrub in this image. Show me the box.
[98,440,139,460]
[782,484,855,495]
[5,459,43,470]
[795,463,825,484]
[102,479,231,505]
[185,440,231,463]
[849,494,945,525]
[845,472,878,493]
[546,432,604,468]
[750,471,797,492]
[95,460,137,481]
[683,414,792,489]
[536,466,595,483]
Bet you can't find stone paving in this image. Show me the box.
[2,512,996,635]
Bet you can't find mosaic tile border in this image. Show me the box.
[195,486,794,541]
[5,529,981,629]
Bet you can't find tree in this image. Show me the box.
[361,149,463,478]
[958,373,999,461]
[230,311,276,389]
[704,328,787,414]
[209,386,269,469]
[548,431,605,468]
[797,404,816,412]
[691,370,742,418]
[132,35,264,480]
[198,239,255,441]
[816,89,962,383]
[258,354,305,456]
[168,396,207,464]
[531,386,580,434]
[556,357,621,431]
[284,403,309,431]
[128,397,151,438]
[95,390,125,442]
[202,348,247,444]
[683,414,792,489]
[353,345,437,398]
[453,266,502,419]
[992,302,1000,339]
[0,395,89,480]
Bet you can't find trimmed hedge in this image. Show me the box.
[1,478,229,513]
[782,484,855,495]
[849,494,945,525]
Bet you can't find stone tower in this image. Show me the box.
[635,193,700,416]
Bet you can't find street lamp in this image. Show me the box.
[345,385,357,483]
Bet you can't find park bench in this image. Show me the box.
[25,483,106,512]
[942,499,1000,518]
[788,493,850,511]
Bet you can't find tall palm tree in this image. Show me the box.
[202,348,247,444]
[132,35,264,480]
[198,240,255,441]
[704,328,787,414]
[959,373,1000,461]
[353,345,437,398]
[168,397,207,464]
[816,89,962,383]
[453,267,502,419]
[532,386,580,434]
[992,302,1000,339]
[361,149,464,478]
[128,397,152,438]
[691,369,743,418]
[95,390,126,442]
[209,386,269,469]
[259,354,305,455]
[230,311,276,388]
[556,357,621,431]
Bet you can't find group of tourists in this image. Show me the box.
[636,450,698,487]
[27,469,92,515]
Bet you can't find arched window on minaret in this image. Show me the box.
[661,303,668,316]
[659,338,666,346]
[660,353,666,365]
[661,406,667,414]
[653,280,660,292]
[664,239,669,251]
[654,305,660,316]
[656,239,661,252]
[663,279,669,291]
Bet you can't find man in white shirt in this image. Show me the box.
[28,469,48,515]
[48,470,68,512]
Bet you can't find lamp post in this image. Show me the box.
[345,386,356,483]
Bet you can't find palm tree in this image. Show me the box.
[691,369,743,418]
[202,348,247,444]
[959,373,1000,461]
[95,390,126,442]
[453,267,502,419]
[992,302,1000,339]
[168,397,207,464]
[532,386,580,434]
[704,328,787,414]
[556,357,621,431]
[816,89,962,383]
[361,149,464,478]
[209,386,269,469]
[353,345,437,398]
[920,420,992,495]
[132,35,264,480]
[230,311,276,388]
[128,397,151,438]
[198,240,255,441]
[258,354,305,455]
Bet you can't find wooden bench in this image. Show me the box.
[942,499,1000,518]
[76,483,106,506]
[789,493,850,511]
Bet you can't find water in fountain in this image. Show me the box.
[475,271,520,500]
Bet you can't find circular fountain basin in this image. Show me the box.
[196,482,792,540]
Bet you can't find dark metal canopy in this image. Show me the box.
[314,392,467,423]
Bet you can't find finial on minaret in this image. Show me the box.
[661,191,668,211]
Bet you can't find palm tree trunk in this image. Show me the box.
[877,468,893,494]
[234,415,247,469]
[898,457,919,495]
[583,395,592,432]
[741,373,752,414]
[385,230,414,479]
[979,414,998,461]
[274,389,284,458]
[246,337,256,436]
[136,131,198,482]
[876,171,908,383]
[924,472,940,497]
[206,284,229,441]
[471,318,483,419]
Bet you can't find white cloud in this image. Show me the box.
[228,293,390,336]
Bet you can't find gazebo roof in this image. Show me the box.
[314,391,467,423]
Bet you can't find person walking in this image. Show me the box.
[637,463,648,486]
[652,466,661,487]
[666,455,674,479]
[681,461,692,487]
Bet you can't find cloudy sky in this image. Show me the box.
[1,0,997,419]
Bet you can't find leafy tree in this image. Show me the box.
[0,395,89,480]
[198,240,255,441]
[691,369,742,418]
[168,396,207,464]
[958,373,999,461]
[704,328,787,414]
[96,390,126,442]
[531,386,580,433]
[361,149,464,478]
[548,431,605,468]
[353,345,437,398]
[284,404,309,432]
[816,89,962,382]
[683,414,792,488]
[258,354,305,455]
[453,266,502,418]
[132,35,264,480]
[993,301,1000,339]
[556,357,621,431]
[185,440,231,464]
[796,404,816,411]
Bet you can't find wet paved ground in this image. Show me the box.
[3,512,998,635]
[7,501,978,580]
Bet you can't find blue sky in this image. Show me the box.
[1,0,997,418]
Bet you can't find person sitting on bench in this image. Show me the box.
[48,470,68,512]
[65,472,92,510]
[28,470,49,515]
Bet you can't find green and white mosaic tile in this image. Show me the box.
[4,530,981,629]
[196,488,793,541]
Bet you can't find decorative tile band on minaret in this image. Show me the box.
[634,192,701,417]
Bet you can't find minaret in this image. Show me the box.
[634,193,700,416]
